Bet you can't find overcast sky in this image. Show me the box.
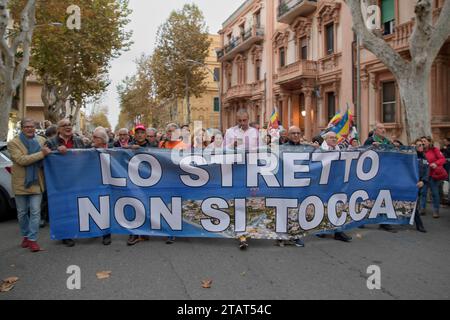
[96,0,244,129]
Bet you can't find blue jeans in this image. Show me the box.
[420,178,440,212]
[15,194,43,242]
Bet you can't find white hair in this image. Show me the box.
[93,127,109,144]
[236,109,249,118]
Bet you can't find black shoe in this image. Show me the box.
[39,219,46,228]
[102,234,112,246]
[379,224,397,233]
[127,235,140,246]
[239,241,248,250]
[293,239,305,247]
[166,236,175,244]
[416,225,427,233]
[334,232,352,242]
[62,239,75,247]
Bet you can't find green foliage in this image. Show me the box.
[90,111,111,129]
[152,4,211,101]
[10,0,133,119]
[116,54,160,130]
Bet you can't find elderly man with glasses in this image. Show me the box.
[8,119,52,252]
[317,132,353,243]
[146,127,159,148]
[45,119,86,247]
[114,128,131,148]
[91,127,113,245]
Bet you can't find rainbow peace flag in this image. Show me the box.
[269,107,280,129]
[326,109,353,143]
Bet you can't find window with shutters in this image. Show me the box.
[382,81,396,123]
[381,0,395,35]
[325,23,334,55]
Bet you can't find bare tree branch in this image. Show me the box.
[345,0,409,78]
[410,0,433,66]
[427,0,450,64]
[12,0,35,51]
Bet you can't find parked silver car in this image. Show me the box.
[0,142,15,219]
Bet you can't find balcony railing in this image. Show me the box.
[223,81,264,101]
[278,0,317,24]
[392,21,414,50]
[276,60,317,84]
[217,27,264,61]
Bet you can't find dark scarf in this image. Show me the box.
[19,132,42,188]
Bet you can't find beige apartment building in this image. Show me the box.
[176,34,221,129]
[218,0,449,142]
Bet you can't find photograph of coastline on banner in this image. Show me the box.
[44,147,419,241]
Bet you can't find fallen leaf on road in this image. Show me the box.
[240,271,246,277]
[96,271,112,279]
[356,234,362,239]
[0,277,19,293]
[201,279,212,289]
[3,277,19,284]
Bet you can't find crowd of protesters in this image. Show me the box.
[6,110,449,253]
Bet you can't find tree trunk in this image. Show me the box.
[398,67,432,141]
[0,91,13,141]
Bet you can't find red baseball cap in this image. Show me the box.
[135,124,146,132]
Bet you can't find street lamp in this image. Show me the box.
[185,59,222,131]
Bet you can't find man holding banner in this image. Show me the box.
[319,132,352,243]
[46,119,86,247]
[224,109,260,249]
[225,109,260,151]
[364,123,396,233]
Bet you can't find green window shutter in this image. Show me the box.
[382,0,395,23]
[214,97,220,112]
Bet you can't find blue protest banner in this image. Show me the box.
[44,147,418,240]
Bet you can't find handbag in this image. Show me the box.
[430,148,448,181]
[431,165,448,181]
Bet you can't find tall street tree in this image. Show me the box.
[0,0,36,141]
[152,4,211,125]
[117,54,170,130]
[346,0,450,141]
[28,0,132,123]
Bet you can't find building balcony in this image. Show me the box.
[277,0,318,25]
[223,81,264,102]
[392,21,414,51]
[276,60,317,86]
[217,27,264,62]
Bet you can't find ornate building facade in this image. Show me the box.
[218,0,450,142]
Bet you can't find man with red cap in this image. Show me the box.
[127,124,156,246]
[130,124,153,149]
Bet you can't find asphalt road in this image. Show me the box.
[1,208,450,300]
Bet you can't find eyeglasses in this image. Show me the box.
[416,144,424,147]
[59,123,72,128]
[93,136,102,139]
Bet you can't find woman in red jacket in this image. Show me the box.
[421,137,447,218]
